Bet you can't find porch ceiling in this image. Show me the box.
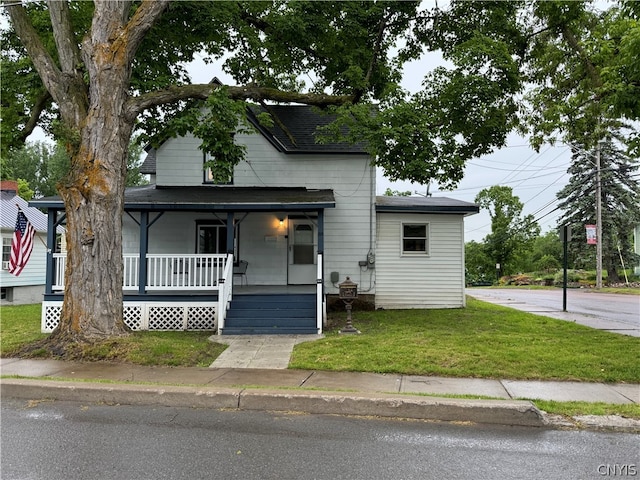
[31,185,336,212]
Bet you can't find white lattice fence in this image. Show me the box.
[42,302,217,333]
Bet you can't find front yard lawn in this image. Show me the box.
[0,304,225,367]
[290,297,640,383]
[2,298,638,382]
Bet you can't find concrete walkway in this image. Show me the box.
[209,334,324,369]
[2,357,639,431]
[1,357,637,404]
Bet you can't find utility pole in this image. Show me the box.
[595,142,603,289]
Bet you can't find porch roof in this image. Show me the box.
[375,196,479,216]
[31,185,336,212]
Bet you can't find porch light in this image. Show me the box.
[338,276,360,334]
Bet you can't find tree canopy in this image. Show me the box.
[2,0,638,343]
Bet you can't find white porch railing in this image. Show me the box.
[53,253,229,291]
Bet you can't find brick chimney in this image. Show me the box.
[0,180,19,195]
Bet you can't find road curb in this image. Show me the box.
[1,379,545,427]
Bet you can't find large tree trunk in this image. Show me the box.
[54,122,132,340]
[51,2,138,341]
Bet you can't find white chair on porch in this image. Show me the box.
[233,260,248,286]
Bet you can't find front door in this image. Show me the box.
[288,218,316,284]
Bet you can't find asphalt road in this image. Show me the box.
[2,399,638,480]
[468,288,640,336]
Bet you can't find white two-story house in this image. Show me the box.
[33,105,478,334]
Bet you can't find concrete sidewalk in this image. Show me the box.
[1,357,638,431]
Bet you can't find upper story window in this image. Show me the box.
[203,153,233,185]
[402,223,429,255]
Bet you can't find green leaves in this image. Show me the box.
[475,186,540,275]
[194,88,252,184]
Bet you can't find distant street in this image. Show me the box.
[2,399,638,480]
[468,288,640,336]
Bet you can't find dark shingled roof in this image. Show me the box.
[140,148,156,174]
[139,104,368,173]
[31,185,335,212]
[375,196,479,216]
[247,105,367,154]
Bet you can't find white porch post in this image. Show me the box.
[316,209,325,333]
[138,211,148,295]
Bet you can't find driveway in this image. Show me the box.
[467,288,640,337]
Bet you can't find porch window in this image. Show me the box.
[196,220,238,259]
[402,223,429,255]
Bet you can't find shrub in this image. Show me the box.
[553,269,589,286]
[500,274,534,286]
[535,254,561,272]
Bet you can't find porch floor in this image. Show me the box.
[119,285,316,298]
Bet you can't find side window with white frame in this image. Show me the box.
[402,223,429,255]
[2,237,12,270]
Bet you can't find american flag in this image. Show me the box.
[8,209,36,276]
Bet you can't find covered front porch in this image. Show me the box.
[32,186,334,335]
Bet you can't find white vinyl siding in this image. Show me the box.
[151,130,375,292]
[375,213,466,309]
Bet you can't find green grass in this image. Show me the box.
[533,400,640,419]
[0,304,48,352]
[2,301,639,419]
[290,298,640,383]
[3,299,639,381]
[1,305,225,367]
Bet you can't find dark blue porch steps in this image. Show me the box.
[221,294,317,335]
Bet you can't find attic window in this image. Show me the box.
[203,153,233,185]
[402,223,429,255]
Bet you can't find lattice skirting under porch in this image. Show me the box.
[42,301,217,333]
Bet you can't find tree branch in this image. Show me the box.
[120,0,170,65]
[47,0,82,73]
[17,90,53,144]
[3,1,62,96]
[126,83,353,120]
[562,26,602,88]
[354,10,389,103]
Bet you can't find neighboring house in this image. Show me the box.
[1,181,57,305]
[31,105,478,334]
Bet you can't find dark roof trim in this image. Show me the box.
[31,186,336,213]
[375,196,479,216]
